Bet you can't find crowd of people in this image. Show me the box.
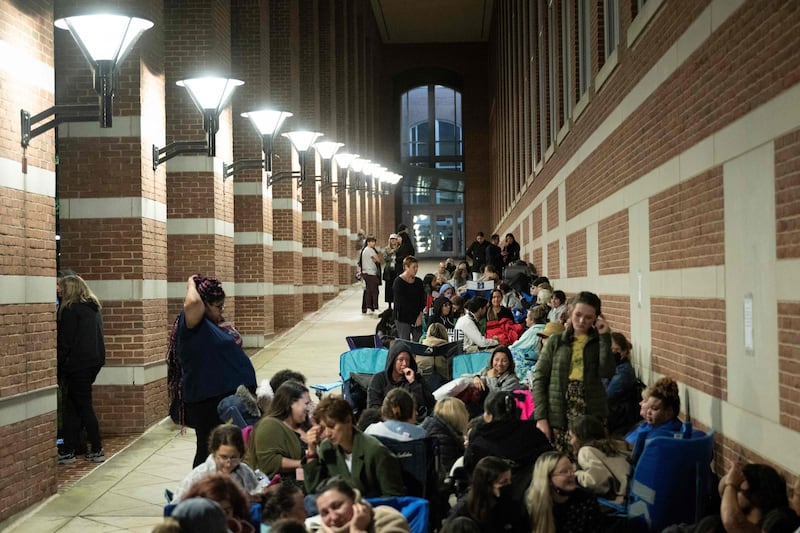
[56,226,794,533]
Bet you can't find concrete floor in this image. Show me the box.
[1,278,408,533]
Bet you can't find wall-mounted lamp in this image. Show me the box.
[222,109,292,180]
[21,14,153,148]
[153,76,244,169]
[280,130,322,187]
[312,141,344,186]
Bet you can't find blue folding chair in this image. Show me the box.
[338,347,388,417]
[450,351,491,378]
[366,496,430,533]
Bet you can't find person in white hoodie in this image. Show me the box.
[454,297,499,353]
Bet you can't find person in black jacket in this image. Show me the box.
[57,275,107,464]
[422,397,469,486]
[392,256,426,341]
[464,390,552,504]
[466,232,489,274]
[485,234,504,274]
[393,223,415,274]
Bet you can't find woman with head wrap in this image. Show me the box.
[167,275,257,467]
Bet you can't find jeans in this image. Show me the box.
[61,365,103,454]
[396,321,422,342]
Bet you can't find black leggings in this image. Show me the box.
[185,393,231,467]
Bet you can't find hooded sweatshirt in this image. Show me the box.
[366,341,435,419]
[57,300,106,374]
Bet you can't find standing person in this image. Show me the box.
[393,224,415,275]
[359,236,382,315]
[485,234,504,274]
[532,291,614,453]
[168,275,258,467]
[466,232,489,274]
[392,256,426,341]
[382,234,399,311]
[57,274,107,464]
[501,233,520,267]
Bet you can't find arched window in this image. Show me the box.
[401,84,463,170]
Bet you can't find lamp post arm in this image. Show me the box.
[152,141,209,170]
[21,104,100,148]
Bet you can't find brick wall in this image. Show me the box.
[778,302,800,432]
[566,229,587,279]
[598,209,629,275]
[775,130,800,259]
[547,239,560,279]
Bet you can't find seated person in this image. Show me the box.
[367,340,435,420]
[548,290,567,323]
[707,462,790,533]
[604,332,640,435]
[478,265,501,284]
[181,472,257,533]
[364,388,428,441]
[310,476,410,533]
[355,407,383,432]
[245,381,311,479]
[418,322,454,382]
[421,397,469,500]
[624,385,652,446]
[446,456,528,533]
[303,396,405,498]
[438,283,456,301]
[471,346,521,394]
[174,424,261,502]
[168,498,229,533]
[464,390,552,503]
[498,282,523,312]
[261,482,307,529]
[454,297,500,353]
[450,294,466,320]
[486,289,514,322]
[568,415,629,503]
[629,377,683,465]
[428,296,457,333]
[509,306,550,381]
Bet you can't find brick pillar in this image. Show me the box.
[334,0,353,288]
[319,0,340,301]
[55,1,167,436]
[0,1,59,520]
[164,1,235,329]
[270,0,303,328]
[231,0,275,346]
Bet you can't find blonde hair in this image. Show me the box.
[537,289,552,306]
[526,451,567,533]
[426,323,448,341]
[433,397,469,435]
[58,275,101,319]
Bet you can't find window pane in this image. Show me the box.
[413,214,432,253]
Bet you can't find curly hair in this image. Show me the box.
[194,275,225,303]
[314,396,353,425]
[649,377,680,416]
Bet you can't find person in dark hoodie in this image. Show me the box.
[367,340,435,421]
[57,274,107,464]
[464,390,552,504]
[393,223,415,275]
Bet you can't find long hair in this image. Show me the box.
[381,388,416,422]
[265,381,309,421]
[434,397,469,435]
[483,390,521,422]
[526,451,567,533]
[182,472,250,521]
[569,415,621,457]
[261,482,304,525]
[58,275,101,318]
[467,456,510,525]
[486,346,516,377]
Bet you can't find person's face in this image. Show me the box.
[204,299,225,324]
[645,397,674,427]
[321,417,353,448]
[525,312,534,327]
[550,456,577,494]
[317,489,355,528]
[611,340,621,354]
[213,444,241,475]
[491,291,502,307]
[552,295,562,307]
[492,469,512,498]
[289,392,311,426]
[570,303,597,335]
[283,491,307,523]
[568,430,579,451]
[394,352,412,375]
[505,235,513,244]
[367,240,376,248]
[56,279,63,298]
[639,395,650,418]
[476,235,484,243]
[492,236,499,245]
[441,301,452,316]
[406,262,419,276]
[491,352,510,376]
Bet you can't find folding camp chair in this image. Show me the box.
[345,334,381,349]
[450,351,491,378]
[339,347,388,418]
[365,496,430,533]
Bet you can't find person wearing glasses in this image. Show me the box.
[167,274,257,467]
[526,451,601,533]
[173,424,262,503]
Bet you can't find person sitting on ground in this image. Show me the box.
[548,290,567,323]
[169,497,230,533]
[182,472,257,533]
[428,296,456,334]
[446,456,529,533]
[367,340,435,420]
[509,308,557,383]
[535,289,553,316]
[355,407,383,432]
[303,396,405,499]
[268,518,308,533]
[246,381,311,480]
[623,385,652,447]
[629,376,683,465]
[364,388,428,441]
[421,397,470,490]
[478,265,501,284]
[450,294,466,320]
[526,451,601,533]
[419,322,452,382]
[454,297,500,353]
[464,390,552,503]
[174,424,261,503]
[604,332,640,436]
[486,289,514,322]
[261,482,307,530]
[471,346,521,395]
[498,282,523,313]
[310,476,411,533]
[568,415,629,503]
[438,282,456,301]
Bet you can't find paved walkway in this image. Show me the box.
[2,280,397,532]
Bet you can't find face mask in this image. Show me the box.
[498,484,514,499]
[613,351,622,364]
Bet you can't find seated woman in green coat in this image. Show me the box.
[245,380,311,479]
[304,396,405,498]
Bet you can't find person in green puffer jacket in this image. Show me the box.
[532,291,614,454]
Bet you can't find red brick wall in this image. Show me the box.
[775,130,800,259]
[532,205,543,240]
[532,247,543,275]
[547,189,559,231]
[778,302,800,432]
[566,229,587,278]
[651,297,727,399]
[547,239,560,279]
[649,168,725,271]
[601,294,630,341]
[598,210,629,275]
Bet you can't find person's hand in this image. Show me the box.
[536,419,552,440]
[306,424,323,454]
[595,315,610,334]
[472,376,485,390]
[403,368,415,384]
[350,503,371,532]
